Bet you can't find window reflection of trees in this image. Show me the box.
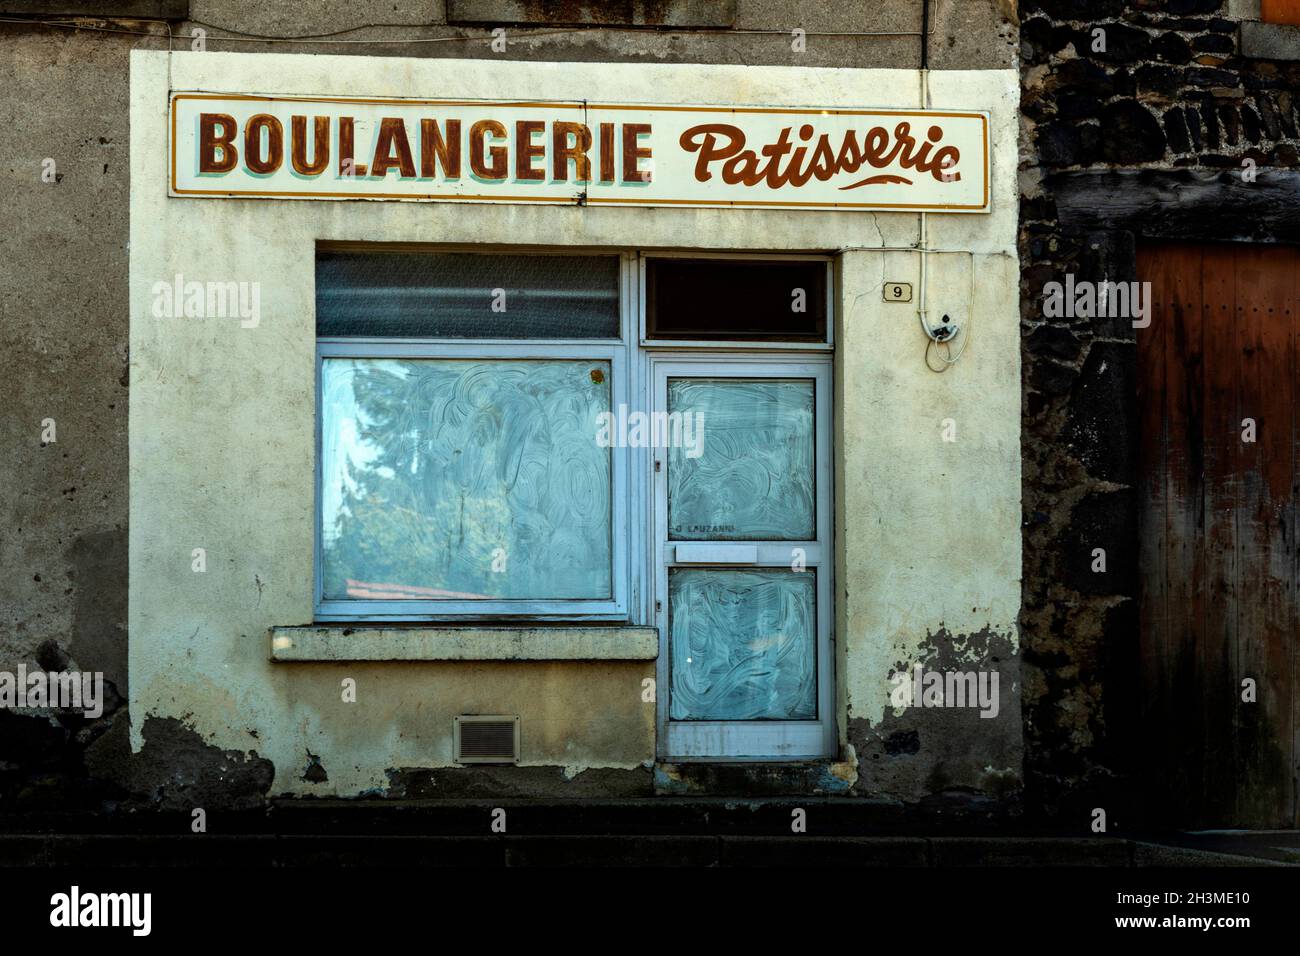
[322,359,612,601]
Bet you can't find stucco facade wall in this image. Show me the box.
[0,0,1023,809]
[126,50,1021,798]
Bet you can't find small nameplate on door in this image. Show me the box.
[674,544,759,564]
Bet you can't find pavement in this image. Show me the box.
[0,799,1295,866]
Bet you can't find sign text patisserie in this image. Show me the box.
[171,94,990,213]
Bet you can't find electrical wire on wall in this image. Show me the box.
[923,253,976,372]
[0,17,936,45]
[915,0,973,374]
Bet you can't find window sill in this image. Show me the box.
[268,625,658,662]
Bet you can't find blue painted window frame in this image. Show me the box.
[314,251,637,622]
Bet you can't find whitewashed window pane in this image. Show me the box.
[667,379,815,540]
[669,568,817,720]
[321,358,612,601]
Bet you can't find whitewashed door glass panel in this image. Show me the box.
[667,379,815,540]
[654,360,833,759]
[668,567,817,720]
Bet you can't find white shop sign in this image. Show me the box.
[169,93,990,213]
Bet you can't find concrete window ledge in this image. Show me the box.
[269,625,659,662]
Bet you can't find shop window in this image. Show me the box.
[316,251,629,619]
[316,247,835,756]
[320,357,615,601]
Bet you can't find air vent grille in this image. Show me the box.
[454,716,520,764]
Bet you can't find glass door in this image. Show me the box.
[652,357,834,759]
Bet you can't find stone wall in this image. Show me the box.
[1018,0,1300,822]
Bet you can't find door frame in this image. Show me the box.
[649,354,835,760]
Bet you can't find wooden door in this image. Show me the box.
[1137,241,1298,828]
[1263,0,1300,27]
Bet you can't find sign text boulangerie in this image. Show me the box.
[170,93,990,213]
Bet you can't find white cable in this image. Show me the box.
[917,66,930,346]
[924,252,976,373]
[916,62,975,373]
